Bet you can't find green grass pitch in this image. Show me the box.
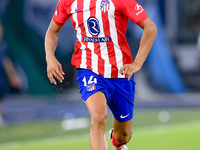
[0,108,200,150]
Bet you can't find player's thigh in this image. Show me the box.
[85,91,108,120]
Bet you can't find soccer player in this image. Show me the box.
[45,0,157,149]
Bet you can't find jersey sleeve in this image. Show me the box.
[120,0,148,25]
[53,0,70,26]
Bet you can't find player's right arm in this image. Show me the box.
[45,19,65,85]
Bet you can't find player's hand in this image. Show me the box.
[119,62,142,80]
[46,56,65,85]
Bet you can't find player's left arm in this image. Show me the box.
[120,17,157,80]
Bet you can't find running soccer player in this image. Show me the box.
[45,0,157,149]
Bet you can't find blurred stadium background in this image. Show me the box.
[0,0,200,150]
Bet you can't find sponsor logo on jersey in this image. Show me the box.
[100,0,110,13]
[87,17,100,36]
[135,4,144,16]
[135,4,142,10]
[83,36,111,42]
[86,17,111,42]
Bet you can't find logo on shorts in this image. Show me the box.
[87,83,96,91]
[82,76,97,91]
[120,114,129,119]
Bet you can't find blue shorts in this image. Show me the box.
[76,69,135,122]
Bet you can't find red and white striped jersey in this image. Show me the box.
[53,0,148,78]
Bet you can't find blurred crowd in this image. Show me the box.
[0,22,22,127]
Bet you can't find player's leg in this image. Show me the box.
[108,77,135,149]
[109,119,132,150]
[113,118,132,145]
[85,91,109,150]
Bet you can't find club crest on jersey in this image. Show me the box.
[100,0,110,13]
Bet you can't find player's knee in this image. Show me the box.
[91,113,107,131]
[115,128,132,144]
